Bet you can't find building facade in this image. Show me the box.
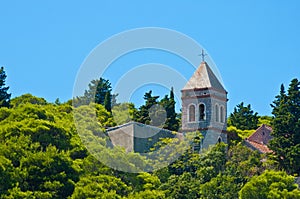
[181,61,228,149]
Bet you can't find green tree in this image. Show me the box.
[0,155,15,195]
[135,90,159,125]
[200,174,240,199]
[127,190,166,199]
[269,79,300,175]
[71,175,131,199]
[112,102,136,125]
[86,78,112,105]
[74,78,113,112]
[225,144,262,180]
[258,115,272,126]
[17,146,79,198]
[239,170,300,199]
[160,87,179,131]
[228,102,259,130]
[10,94,47,107]
[0,67,11,107]
[104,91,112,112]
[135,89,179,130]
[161,172,200,199]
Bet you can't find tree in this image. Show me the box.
[74,78,113,112]
[71,175,131,198]
[112,102,136,125]
[104,91,112,112]
[135,89,180,130]
[135,90,159,125]
[160,87,179,131]
[0,67,11,107]
[239,170,300,199]
[86,78,112,105]
[228,102,259,130]
[269,79,300,175]
[161,172,200,199]
[200,174,240,199]
[10,94,47,107]
[127,190,166,199]
[0,155,15,195]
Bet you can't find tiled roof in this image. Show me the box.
[182,61,226,91]
[248,124,273,145]
[245,139,273,153]
[245,124,273,154]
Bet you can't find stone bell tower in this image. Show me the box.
[181,60,228,149]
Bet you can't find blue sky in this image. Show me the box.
[1,1,300,116]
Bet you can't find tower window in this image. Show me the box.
[199,104,205,120]
[188,104,195,122]
[220,106,224,123]
[215,104,219,122]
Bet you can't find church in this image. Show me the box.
[107,60,228,152]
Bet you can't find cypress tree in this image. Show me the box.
[0,67,11,107]
[160,87,179,131]
[269,78,300,175]
[104,92,112,112]
[167,87,179,131]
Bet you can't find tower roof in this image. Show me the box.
[183,61,226,91]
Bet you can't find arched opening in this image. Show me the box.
[215,104,219,122]
[199,104,205,121]
[220,106,224,123]
[188,104,195,122]
[218,137,222,143]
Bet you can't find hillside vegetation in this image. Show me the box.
[0,67,300,198]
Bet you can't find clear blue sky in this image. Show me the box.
[1,1,300,116]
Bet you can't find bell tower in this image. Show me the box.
[181,61,228,149]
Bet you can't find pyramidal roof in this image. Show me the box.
[183,61,226,91]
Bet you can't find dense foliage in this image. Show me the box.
[73,77,113,112]
[269,79,300,175]
[239,170,300,198]
[133,89,179,131]
[1,73,300,198]
[228,102,259,130]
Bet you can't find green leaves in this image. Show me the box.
[239,170,300,199]
[71,175,131,199]
[133,89,179,131]
[1,78,300,198]
[19,146,78,198]
[269,78,300,175]
[0,99,81,198]
[73,77,113,112]
[229,102,259,130]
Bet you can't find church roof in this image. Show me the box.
[183,61,226,91]
[244,124,273,154]
[248,124,273,145]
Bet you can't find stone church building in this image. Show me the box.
[107,60,228,153]
[181,61,228,149]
